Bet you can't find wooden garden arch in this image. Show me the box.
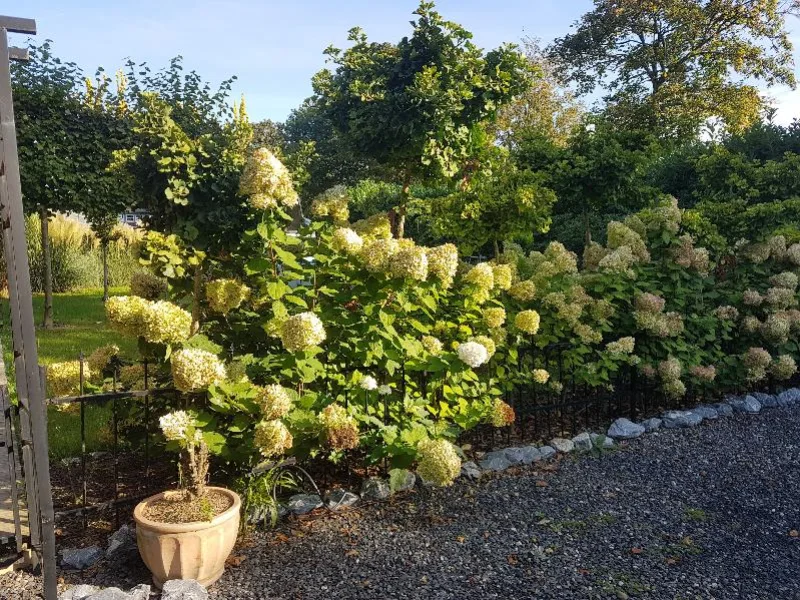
[0,14,58,600]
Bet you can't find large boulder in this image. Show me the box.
[549,438,575,453]
[777,388,800,407]
[538,445,557,459]
[662,410,703,429]
[728,395,761,414]
[640,417,662,432]
[751,392,777,408]
[161,579,208,600]
[712,402,734,417]
[286,493,323,515]
[571,432,593,452]
[60,546,103,570]
[326,489,359,511]
[504,446,542,465]
[360,478,391,501]
[607,418,645,440]
[479,451,512,472]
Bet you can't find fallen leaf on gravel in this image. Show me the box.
[790,530,799,537]
[225,555,245,567]
[346,549,359,557]
[577,568,590,575]
[507,554,519,565]
[666,557,679,565]
[631,548,643,555]
[457,535,466,543]
[535,480,548,488]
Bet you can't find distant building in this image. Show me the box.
[119,209,149,228]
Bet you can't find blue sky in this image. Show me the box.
[13,0,800,124]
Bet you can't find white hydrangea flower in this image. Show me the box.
[457,341,490,368]
[360,375,378,391]
[159,411,194,442]
[377,385,392,396]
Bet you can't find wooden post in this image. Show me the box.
[0,15,57,600]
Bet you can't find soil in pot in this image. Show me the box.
[143,489,233,524]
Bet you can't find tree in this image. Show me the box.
[489,37,584,148]
[426,149,556,256]
[312,1,532,236]
[549,0,799,139]
[14,43,131,326]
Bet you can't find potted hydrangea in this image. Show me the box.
[133,410,240,588]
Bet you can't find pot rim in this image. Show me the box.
[133,486,241,533]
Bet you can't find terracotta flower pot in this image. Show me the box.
[133,487,241,588]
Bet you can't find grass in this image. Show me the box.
[1,288,137,459]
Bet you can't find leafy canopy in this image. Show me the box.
[549,0,799,139]
[312,1,532,183]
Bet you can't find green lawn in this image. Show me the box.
[1,288,137,459]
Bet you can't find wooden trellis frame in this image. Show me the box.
[0,14,57,600]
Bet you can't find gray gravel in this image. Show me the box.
[3,407,800,600]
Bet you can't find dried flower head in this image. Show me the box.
[319,404,360,450]
[771,355,797,381]
[256,384,293,420]
[490,398,516,427]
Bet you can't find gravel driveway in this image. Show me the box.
[215,408,800,600]
[3,407,800,600]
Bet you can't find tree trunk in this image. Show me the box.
[393,171,412,239]
[191,263,203,335]
[40,208,53,329]
[102,240,109,303]
[583,209,592,248]
[493,239,501,259]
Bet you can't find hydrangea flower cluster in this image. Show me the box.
[143,301,193,345]
[742,289,763,306]
[598,246,638,278]
[606,337,635,355]
[464,262,494,290]
[607,221,650,263]
[492,264,513,290]
[761,313,791,344]
[743,242,771,264]
[319,404,360,451]
[170,348,226,392]
[360,238,399,273]
[658,357,685,399]
[389,245,428,281]
[87,344,119,375]
[280,312,326,352]
[788,243,800,266]
[416,439,461,487]
[239,148,298,210]
[490,398,516,427]
[508,280,536,302]
[543,241,578,274]
[331,227,364,254]
[159,410,195,442]
[470,335,496,358]
[254,420,293,457]
[47,361,92,398]
[765,287,796,309]
[514,310,541,335]
[352,212,392,241]
[744,347,772,382]
[689,365,717,382]
[483,307,506,329]
[634,293,683,337]
[768,235,788,260]
[457,341,490,368]
[770,271,798,290]
[106,295,150,337]
[360,375,378,391]
[256,384,292,420]
[713,305,739,321]
[639,197,681,234]
[427,244,459,288]
[771,354,797,381]
[673,234,709,274]
[311,185,350,224]
[574,323,602,344]
[206,279,250,314]
[421,335,443,356]
[532,369,550,384]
